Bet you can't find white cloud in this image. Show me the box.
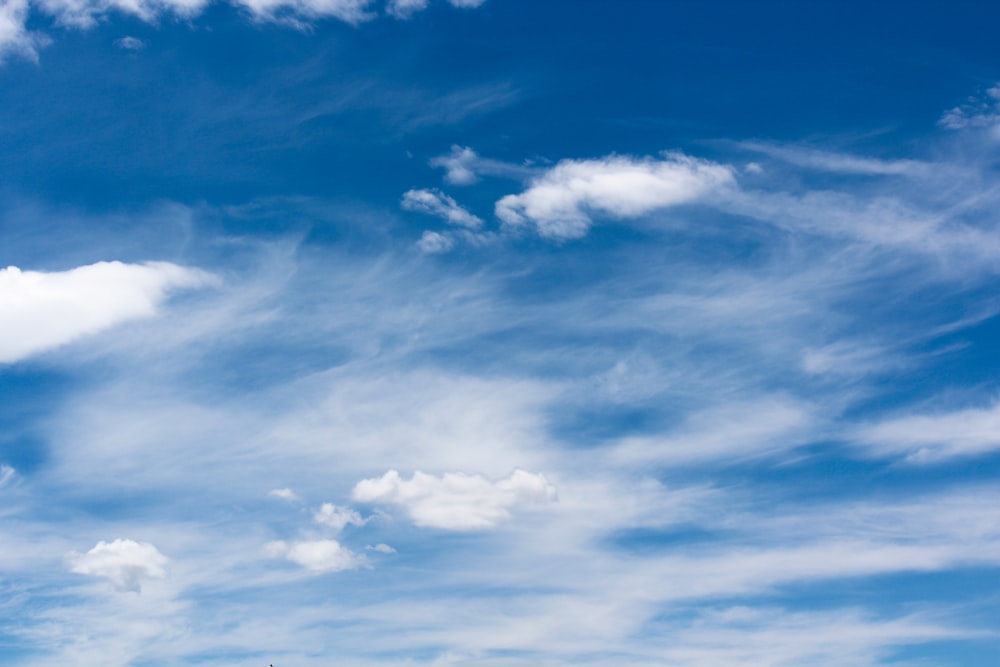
[401,188,483,229]
[352,469,557,530]
[268,487,300,501]
[495,153,735,239]
[368,543,395,553]
[0,0,45,62]
[265,539,363,573]
[0,0,494,62]
[429,145,533,185]
[739,141,932,177]
[0,261,213,364]
[114,35,144,50]
[0,464,14,487]
[313,503,365,531]
[940,84,1000,136]
[67,539,168,592]
[386,0,426,18]
[856,399,1000,462]
[416,230,455,254]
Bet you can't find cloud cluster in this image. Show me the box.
[67,539,168,592]
[494,154,734,239]
[0,261,213,364]
[940,84,1000,136]
[352,469,557,530]
[0,0,492,62]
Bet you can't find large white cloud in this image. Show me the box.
[0,261,212,364]
[495,153,734,239]
[265,539,363,573]
[352,469,557,530]
[67,538,168,592]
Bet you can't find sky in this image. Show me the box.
[1,1,1000,665]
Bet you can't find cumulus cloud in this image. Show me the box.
[495,153,735,239]
[265,539,363,573]
[67,539,168,592]
[313,503,365,531]
[416,230,455,254]
[352,469,557,530]
[368,543,395,553]
[401,188,483,229]
[0,261,213,364]
[856,399,1000,463]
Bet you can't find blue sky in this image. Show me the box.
[2,1,1000,665]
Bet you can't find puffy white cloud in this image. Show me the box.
[416,230,455,254]
[857,399,1000,462]
[401,188,483,229]
[368,543,395,553]
[0,261,213,364]
[352,469,557,530]
[313,503,365,531]
[265,539,363,573]
[67,539,168,592]
[495,153,734,239]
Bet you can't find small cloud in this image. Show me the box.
[430,145,481,185]
[265,539,363,573]
[0,464,14,487]
[401,188,483,229]
[939,84,1000,136]
[386,0,428,18]
[67,539,168,593]
[367,543,396,554]
[352,469,557,531]
[114,36,145,51]
[495,153,734,239]
[417,230,455,254]
[313,503,366,531]
[744,162,764,174]
[268,487,300,502]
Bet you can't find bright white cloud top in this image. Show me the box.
[352,469,557,530]
[0,261,212,363]
[67,539,168,592]
[495,154,735,238]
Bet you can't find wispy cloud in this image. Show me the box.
[401,188,483,228]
